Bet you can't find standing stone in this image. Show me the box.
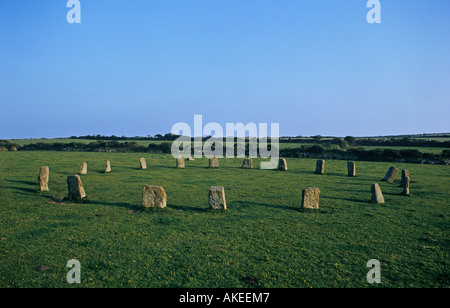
[278,158,288,171]
[176,156,185,168]
[401,176,410,196]
[140,158,147,170]
[347,161,356,177]
[209,186,226,210]
[142,185,167,208]
[67,174,86,201]
[105,160,111,173]
[400,169,410,188]
[38,166,49,192]
[79,162,87,175]
[242,158,253,169]
[301,187,320,209]
[371,183,385,204]
[383,166,399,183]
[209,157,219,168]
[316,160,325,175]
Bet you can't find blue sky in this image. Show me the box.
[0,0,449,139]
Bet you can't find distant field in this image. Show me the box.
[0,151,449,288]
[8,139,167,146]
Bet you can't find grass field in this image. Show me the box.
[0,151,449,288]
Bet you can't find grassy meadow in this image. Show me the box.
[0,151,449,288]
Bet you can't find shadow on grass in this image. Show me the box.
[4,178,37,186]
[7,186,40,194]
[87,199,138,211]
[321,195,371,204]
[168,203,209,213]
[229,200,299,212]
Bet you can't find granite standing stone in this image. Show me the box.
[79,162,87,175]
[209,186,226,210]
[347,161,356,177]
[176,156,185,168]
[316,160,325,175]
[67,174,86,201]
[105,160,111,173]
[140,158,147,170]
[209,157,219,168]
[142,185,167,208]
[383,167,399,183]
[401,176,410,196]
[301,187,320,209]
[371,183,385,204]
[401,169,410,188]
[242,158,253,169]
[38,166,49,191]
[278,158,288,171]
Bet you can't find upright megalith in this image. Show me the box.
[347,161,356,177]
[278,158,288,171]
[401,176,410,196]
[242,158,253,169]
[79,162,87,175]
[316,160,325,175]
[400,169,410,188]
[371,183,385,204]
[142,185,167,209]
[383,166,399,183]
[38,166,49,192]
[176,156,185,168]
[67,174,86,201]
[209,157,219,168]
[140,158,147,170]
[105,160,111,173]
[301,187,320,209]
[209,186,226,210]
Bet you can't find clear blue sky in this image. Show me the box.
[1,0,449,139]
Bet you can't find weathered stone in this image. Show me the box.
[316,160,325,175]
[209,186,226,210]
[67,174,86,201]
[401,176,410,196]
[209,157,219,168]
[142,185,167,208]
[38,166,49,191]
[400,169,410,188]
[105,160,111,173]
[79,162,87,175]
[242,158,253,169]
[278,158,288,171]
[140,158,147,170]
[301,187,320,209]
[347,161,356,177]
[383,166,399,183]
[371,183,385,204]
[176,156,185,168]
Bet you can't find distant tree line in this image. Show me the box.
[0,140,172,154]
[1,138,449,164]
[279,145,450,165]
[279,136,450,148]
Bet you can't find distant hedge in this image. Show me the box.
[279,145,449,165]
[1,139,449,164]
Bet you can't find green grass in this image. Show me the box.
[0,151,449,288]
